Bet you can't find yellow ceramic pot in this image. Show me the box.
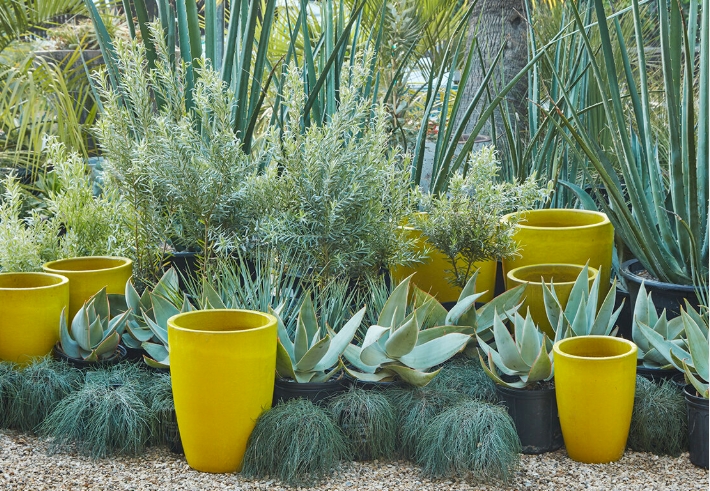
[0,272,69,364]
[554,336,637,463]
[391,227,497,304]
[42,256,133,320]
[507,264,598,338]
[502,209,613,297]
[168,309,277,473]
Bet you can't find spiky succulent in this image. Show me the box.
[59,287,130,362]
[543,265,622,337]
[632,283,686,368]
[124,268,194,368]
[344,275,472,387]
[273,293,366,383]
[639,303,709,399]
[478,309,557,389]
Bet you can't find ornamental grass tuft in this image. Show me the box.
[426,356,498,402]
[416,399,520,482]
[7,357,82,432]
[242,398,351,486]
[40,364,152,458]
[0,362,20,428]
[329,388,397,461]
[145,372,179,448]
[387,386,465,459]
[628,376,687,456]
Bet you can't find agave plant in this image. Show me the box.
[343,275,472,387]
[478,310,558,389]
[124,268,194,369]
[272,293,366,383]
[58,287,130,362]
[632,283,686,368]
[542,265,622,338]
[639,304,709,399]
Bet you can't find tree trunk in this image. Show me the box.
[453,0,528,149]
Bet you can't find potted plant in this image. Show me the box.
[406,146,547,306]
[638,303,709,468]
[477,309,562,454]
[271,293,366,405]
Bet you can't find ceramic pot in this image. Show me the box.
[391,226,496,304]
[502,209,614,297]
[42,256,133,320]
[554,336,637,463]
[506,264,598,338]
[0,272,69,363]
[168,309,277,473]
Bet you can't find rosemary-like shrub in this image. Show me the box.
[260,61,419,284]
[628,376,687,456]
[426,356,498,403]
[329,388,397,461]
[416,147,548,288]
[416,399,520,482]
[242,399,351,486]
[40,364,152,458]
[7,357,82,433]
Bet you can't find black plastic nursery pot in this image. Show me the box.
[273,376,351,407]
[351,378,403,391]
[496,384,563,454]
[636,365,681,384]
[52,343,127,369]
[620,259,700,319]
[162,251,199,290]
[684,385,709,469]
[615,286,633,340]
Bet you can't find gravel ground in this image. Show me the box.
[0,430,706,490]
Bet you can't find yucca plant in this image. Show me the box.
[552,0,708,290]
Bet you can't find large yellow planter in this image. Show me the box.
[554,336,637,463]
[391,227,497,304]
[0,272,69,364]
[168,309,277,473]
[507,264,598,338]
[502,209,613,297]
[42,256,132,320]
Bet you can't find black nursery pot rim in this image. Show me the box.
[620,259,698,292]
[684,385,710,406]
[496,383,556,397]
[52,343,127,368]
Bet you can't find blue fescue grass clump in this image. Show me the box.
[329,387,397,461]
[386,386,466,460]
[145,371,180,450]
[427,356,498,402]
[0,361,20,428]
[7,357,82,432]
[628,376,687,456]
[40,363,152,458]
[242,398,351,486]
[416,399,521,482]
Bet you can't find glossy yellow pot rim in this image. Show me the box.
[502,209,610,231]
[0,272,69,291]
[507,264,598,286]
[168,309,277,335]
[43,256,133,274]
[553,336,637,361]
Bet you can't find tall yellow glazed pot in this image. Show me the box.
[502,209,613,296]
[507,264,598,338]
[42,256,132,320]
[0,272,69,364]
[168,309,277,473]
[391,226,497,304]
[554,336,637,463]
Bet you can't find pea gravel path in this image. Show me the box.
[0,430,706,490]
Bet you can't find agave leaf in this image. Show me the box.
[298,294,319,346]
[107,294,128,318]
[88,316,105,350]
[638,321,690,371]
[343,366,393,382]
[144,315,168,346]
[180,294,195,312]
[519,314,542,366]
[361,325,390,353]
[586,267,601,317]
[384,311,419,358]
[458,269,480,301]
[513,311,526,346]
[476,284,526,332]
[384,365,438,387]
[153,268,180,300]
[683,359,709,399]
[667,315,685,339]
[91,287,109,321]
[121,333,143,349]
[107,310,131,336]
[70,302,93,351]
[276,339,297,379]
[59,308,81,358]
[313,307,366,372]
[479,351,527,389]
[202,281,226,309]
[125,278,141,313]
[293,315,310,364]
[343,344,377,373]
[83,350,98,362]
[151,293,180,330]
[94,331,120,358]
[564,264,590,320]
[543,280,564,334]
[683,302,708,337]
[361,341,395,367]
[632,283,657,348]
[378,273,413,328]
[682,311,709,383]
[570,298,590,336]
[144,355,170,369]
[417,325,474,345]
[270,305,294,362]
[143,342,170,366]
[527,337,553,382]
[310,364,341,383]
[295,335,332,372]
[445,293,482,326]
[589,280,617,335]
[293,371,317,383]
[398,333,469,370]
[492,312,529,372]
[413,287,447,327]
[477,335,527,377]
